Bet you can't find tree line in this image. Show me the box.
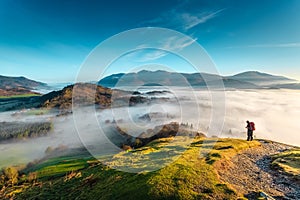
[0,122,53,141]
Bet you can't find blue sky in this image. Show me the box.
[1,0,300,82]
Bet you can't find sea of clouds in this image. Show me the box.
[0,88,299,168]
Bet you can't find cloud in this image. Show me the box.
[160,36,196,51]
[180,9,225,31]
[137,50,168,62]
[143,4,225,32]
[133,36,197,62]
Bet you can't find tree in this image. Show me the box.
[134,138,142,148]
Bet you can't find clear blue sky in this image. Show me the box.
[1,0,300,82]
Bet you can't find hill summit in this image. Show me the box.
[228,71,296,85]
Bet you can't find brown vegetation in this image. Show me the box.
[0,87,39,96]
[40,83,143,109]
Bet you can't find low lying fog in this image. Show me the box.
[1,88,299,168]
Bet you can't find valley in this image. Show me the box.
[0,71,300,199]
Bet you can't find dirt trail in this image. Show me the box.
[217,140,300,200]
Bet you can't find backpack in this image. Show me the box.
[250,122,255,131]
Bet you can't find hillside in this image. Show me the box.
[98,70,258,89]
[0,83,113,111]
[268,83,300,90]
[0,75,46,96]
[1,136,299,199]
[0,83,173,111]
[98,70,295,89]
[0,122,52,141]
[0,88,39,97]
[38,83,161,110]
[39,83,114,109]
[228,71,296,86]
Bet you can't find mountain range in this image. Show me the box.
[0,70,299,111]
[98,70,298,89]
[0,70,298,97]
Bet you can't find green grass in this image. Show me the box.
[271,148,300,178]
[1,137,262,200]
[0,94,40,99]
[199,138,261,164]
[22,148,95,180]
[27,156,91,180]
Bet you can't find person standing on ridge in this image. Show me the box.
[246,120,255,141]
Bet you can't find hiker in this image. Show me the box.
[245,120,255,141]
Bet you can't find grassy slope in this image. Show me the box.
[271,148,300,179]
[2,137,262,200]
[0,94,40,99]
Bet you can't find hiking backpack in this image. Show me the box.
[250,122,255,131]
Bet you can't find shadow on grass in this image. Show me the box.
[215,145,233,150]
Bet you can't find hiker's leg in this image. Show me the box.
[247,131,250,141]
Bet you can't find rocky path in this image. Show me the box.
[217,140,300,200]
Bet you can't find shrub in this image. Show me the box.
[122,144,132,151]
[134,138,143,148]
[27,172,38,183]
[3,167,18,185]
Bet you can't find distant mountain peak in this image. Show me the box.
[233,70,290,77]
[229,71,295,86]
[136,69,171,74]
